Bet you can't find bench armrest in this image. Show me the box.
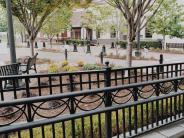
[23,56,31,64]
[20,64,27,66]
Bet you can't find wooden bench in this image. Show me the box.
[0,63,22,89]
[21,53,38,74]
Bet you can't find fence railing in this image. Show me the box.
[0,62,184,101]
[0,75,184,137]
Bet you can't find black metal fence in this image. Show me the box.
[1,72,184,137]
[0,62,184,101]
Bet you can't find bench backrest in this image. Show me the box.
[0,63,20,76]
[27,53,38,70]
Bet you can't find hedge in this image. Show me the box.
[65,39,90,46]
[117,40,162,49]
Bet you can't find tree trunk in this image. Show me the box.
[127,24,133,67]
[163,35,166,50]
[97,38,99,46]
[29,37,35,56]
[56,34,59,43]
[127,38,133,67]
[50,38,53,48]
[20,32,23,43]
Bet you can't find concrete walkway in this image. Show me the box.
[137,120,184,138]
[1,44,184,67]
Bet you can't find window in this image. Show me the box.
[145,28,152,38]
[96,30,100,39]
[110,29,116,38]
[71,28,81,39]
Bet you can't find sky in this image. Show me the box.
[177,0,184,3]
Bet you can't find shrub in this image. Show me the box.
[61,60,69,67]
[48,63,58,73]
[62,65,71,71]
[77,61,84,67]
[117,40,162,49]
[83,64,102,70]
[68,66,78,72]
[62,65,78,72]
[65,39,90,46]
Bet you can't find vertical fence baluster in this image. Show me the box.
[146,67,148,81]
[97,72,100,88]
[151,101,154,128]
[170,97,173,121]
[155,83,160,126]
[166,98,168,123]
[174,80,178,120]
[90,115,93,138]
[59,75,63,93]
[81,117,85,138]
[146,103,149,130]
[98,113,102,138]
[25,77,33,138]
[115,71,118,86]
[128,106,132,136]
[41,125,45,138]
[122,108,126,138]
[52,123,55,138]
[175,64,178,77]
[88,73,91,89]
[134,68,137,83]
[133,87,138,134]
[171,65,173,77]
[161,99,164,124]
[128,69,131,84]
[179,94,181,118]
[115,110,119,138]
[0,79,4,101]
[49,76,52,95]
[121,70,124,85]
[156,66,160,80]
[141,103,144,131]
[38,77,41,96]
[69,74,76,138]
[80,74,83,90]
[62,122,66,138]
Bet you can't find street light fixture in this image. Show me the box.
[6,0,16,63]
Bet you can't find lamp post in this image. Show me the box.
[6,0,16,63]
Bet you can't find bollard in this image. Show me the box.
[86,44,91,53]
[100,52,104,64]
[35,41,38,48]
[65,49,68,61]
[43,42,46,48]
[111,42,115,48]
[102,45,106,56]
[159,54,163,64]
[73,43,78,52]
[27,41,30,48]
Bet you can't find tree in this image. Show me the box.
[107,0,164,67]
[0,0,92,56]
[13,17,27,43]
[0,6,7,32]
[0,0,70,56]
[81,4,112,45]
[148,0,184,49]
[41,6,72,47]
